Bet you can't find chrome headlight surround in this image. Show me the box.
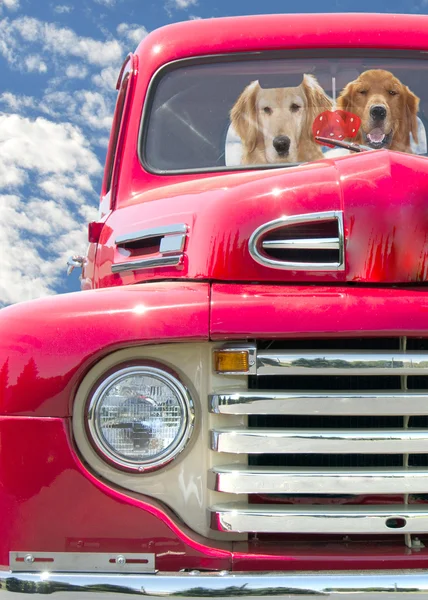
[86,364,194,473]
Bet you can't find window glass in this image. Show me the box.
[143,53,428,173]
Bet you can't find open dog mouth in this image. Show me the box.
[362,128,392,149]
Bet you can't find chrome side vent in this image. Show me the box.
[249,210,344,271]
[112,223,187,274]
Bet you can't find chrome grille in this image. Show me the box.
[208,338,428,545]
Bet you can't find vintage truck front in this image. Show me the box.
[5,13,428,599]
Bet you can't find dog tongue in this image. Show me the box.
[367,128,386,143]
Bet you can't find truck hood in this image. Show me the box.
[97,150,428,287]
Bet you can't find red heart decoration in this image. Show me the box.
[312,110,361,147]
[335,110,361,137]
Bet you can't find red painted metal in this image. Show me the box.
[0,282,209,417]
[210,284,428,339]
[97,149,428,288]
[3,416,428,572]
[0,417,231,571]
[87,221,104,244]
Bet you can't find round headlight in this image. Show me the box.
[87,365,194,472]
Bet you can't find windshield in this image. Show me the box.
[142,52,428,173]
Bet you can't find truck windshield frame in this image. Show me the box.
[139,49,428,176]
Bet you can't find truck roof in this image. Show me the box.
[135,13,428,70]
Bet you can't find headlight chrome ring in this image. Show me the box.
[86,364,194,472]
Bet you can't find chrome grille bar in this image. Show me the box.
[257,350,428,376]
[209,465,428,494]
[210,503,428,534]
[211,428,428,454]
[209,391,428,415]
[209,340,428,539]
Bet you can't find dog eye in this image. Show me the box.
[290,103,301,112]
[389,90,398,96]
[359,90,368,95]
[263,106,272,115]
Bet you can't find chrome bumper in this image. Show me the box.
[3,570,428,599]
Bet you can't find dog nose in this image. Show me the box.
[273,135,291,154]
[370,105,387,120]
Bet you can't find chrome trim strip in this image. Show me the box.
[6,570,428,599]
[111,254,182,273]
[257,350,428,376]
[209,390,428,415]
[211,428,428,454]
[210,503,428,534]
[209,465,428,494]
[159,233,186,254]
[248,210,344,271]
[115,223,187,246]
[9,552,155,573]
[262,237,340,250]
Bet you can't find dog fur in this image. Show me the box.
[230,74,332,165]
[337,69,419,153]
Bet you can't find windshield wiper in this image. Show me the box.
[315,136,374,153]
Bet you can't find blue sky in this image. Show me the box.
[1,0,427,306]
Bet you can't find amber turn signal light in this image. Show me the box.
[214,350,249,373]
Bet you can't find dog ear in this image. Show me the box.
[302,74,333,130]
[405,86,420,145]
[230,80,260,153]
[336,81,355,113]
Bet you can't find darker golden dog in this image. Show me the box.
[337,69,419,152]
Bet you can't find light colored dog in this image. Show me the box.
[230,74,332,165]
[337,69,419,153]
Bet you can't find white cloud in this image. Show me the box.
[0,113,101,306]
[168,0,197,8]
[53,4,73,13]
[0,194,97,306]
[41,89,114,130]
[0,0,19,11]
[92,65,118,90]
[94,136,110,148]
[0,16,124,69]
[117,22,148,46]
[165,0,197,16]
[12,16,39,41]
[74,90,113,130]
[0,114,101,178]
[0,92,38,112]
[25,54,48,73]
[66,64,88,79]
[94,0,116,5]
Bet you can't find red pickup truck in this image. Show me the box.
[3,12,428,599]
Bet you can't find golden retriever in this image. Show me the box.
[230,74,333,165]
[337,69,419,152]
